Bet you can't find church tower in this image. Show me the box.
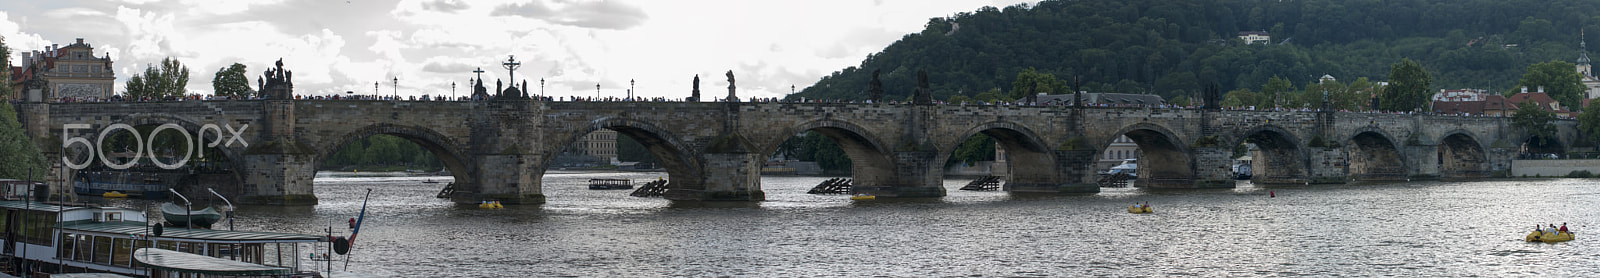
[1579,30,1592,78]
[1580,29,1600,100]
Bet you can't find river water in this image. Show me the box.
[108,172,1600,277]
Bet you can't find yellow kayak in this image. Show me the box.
[478,201,504,209]
[1526,231,1574,243]
[102,191,129,198]
[850,194,875,200]
[1128,205,1152,214]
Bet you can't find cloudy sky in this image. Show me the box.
[1,0,1031,100]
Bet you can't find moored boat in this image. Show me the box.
[160,202,223,229]
[101,191,128,198]
[0,199,326,277]
[73,170,189,199]
[849,193,875,200]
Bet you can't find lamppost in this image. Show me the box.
[373,82,378,99]
[629,79,635,100]
[596,83,601,99]
[451,82,456,101]
[392,77,398,100]
[540,78,545,97]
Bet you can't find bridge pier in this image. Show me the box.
[686,151,765,201]
[1306,147,1349,184]
[849,150,947,197]
[1004,150,1099,193]
[458,154,545,205]
[238,139,319,205]
[1187,146,1236,188]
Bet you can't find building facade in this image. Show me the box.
[577,129,618,164]
[10,38,115,102]
[1238,31,1271,45]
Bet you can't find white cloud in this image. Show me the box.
[4,0,1034,100]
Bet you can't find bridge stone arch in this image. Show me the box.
[1108,122,1194,188]
[553,116,706,196]
[89,112,245,154]
[1226,124,1309,184]
[1512,132,1567,157]
[78,113,251,197]
[765,118,896,189]
[1344,128,1406,181]
[320,123,471,187]
[1437,130,1490,179]
[935,121,1055,190]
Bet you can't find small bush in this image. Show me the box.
[1567,170,1594,178]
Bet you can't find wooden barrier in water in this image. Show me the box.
[959,176,1002,191]
[806,178,853,194]
[630,179,669,197]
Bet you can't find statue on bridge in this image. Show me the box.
[868,69,883,102]
[691,74,700,102]
[258,58,294,100]
[914,70,932,105]
[471,79,489,101]
[725,70,738,102]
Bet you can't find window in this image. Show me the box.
[58,233,74,259]
[93,235,111,264]
[113,238,133,266]
[75,234,92,261]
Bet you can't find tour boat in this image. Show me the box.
[1128,205,1153,214]
[1526,230,1575,243]
[588,179,634,190]
[160,202,224,229]
[849,194,875,200]
[73,170,187,199]
[0,199,326,277]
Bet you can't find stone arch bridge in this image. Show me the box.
[16,100,1572,205]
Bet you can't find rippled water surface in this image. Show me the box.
[119,172,1600,277]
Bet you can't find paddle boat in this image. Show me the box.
[1128,204,1152,214]
[101,191,129,198]
[1526,230,1575,243]
[849,193,875,200]
[479,201,504,209]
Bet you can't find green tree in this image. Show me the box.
[1516,61,1585,112]
[1378,58,1433,112]
[212,63,252,98]
[617,134,658,165]
[1578,102,1600,143]
[1262,76,1295,109]
[0,39,49,180]
[125,57,190,100]
[797,131,850,173]
[1512,100,1557,145]
[1169,95,1191,107]
[973,88,1006,103]
[1010,68,1066,100]
[947,134,994,167]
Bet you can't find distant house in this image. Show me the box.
[1505,89,1575,118]
[1432,89,1491,102]
[1238,31,1270,45]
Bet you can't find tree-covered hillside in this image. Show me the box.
[789,0,1600,102]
